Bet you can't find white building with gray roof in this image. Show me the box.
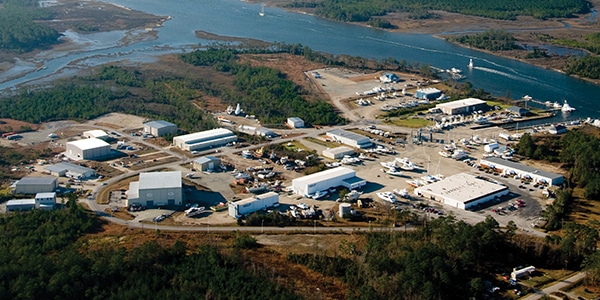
[143,120,178,137]
[480,157,564,186]
[127,171,182,207]
[173,128,237,151]
[415,173,509,210]
[45,162,96,179]
[14,177,58,194]
[326,129,373,149]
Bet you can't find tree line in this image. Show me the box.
[287,0,589,22]
[287,215,599,299]
[0,204,298,300]
[0,0,61,52]
[448,30,522,51]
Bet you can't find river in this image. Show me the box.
[1,0,599,121]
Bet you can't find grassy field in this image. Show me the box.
[384,117,432,128]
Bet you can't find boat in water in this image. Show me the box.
[259,4,265,16]
[376,192,397,204]
[561,100,575,112]
[468,59,473,69]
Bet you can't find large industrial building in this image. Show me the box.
[480,157,565,186]
[193,156,221,172]
[173,128,237,151]
[292,166,366,196]
[143,120,178,137]
[415,88,442,100]
[83,130,110,141]
[326,129,373,149]
[45,162,96,179]
[414,173,509,210]
[323,146,355,160]
[435,98,488,115]
[127,171,183,207]
[14,177,57,194]
[228,191,279,218]
[65,138,111,161]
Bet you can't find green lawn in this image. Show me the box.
[384,118,432,128]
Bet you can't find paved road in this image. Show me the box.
[522,271,587,300]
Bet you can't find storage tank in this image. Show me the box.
[339,203,352,218]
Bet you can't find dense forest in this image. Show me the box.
[448,30,522,51]
[287,0,590,21]
[288,216,599,299]
[180,48,346,126]
[516,129,600,198]
[0,66,218,132]
[1,201,598,299]
[0,0,61,52]
[0,203,299,299]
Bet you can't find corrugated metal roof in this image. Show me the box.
[17,177,57,185]
[144,120,176,129]
[326,129,370,143]
[293,167,355,186]
[67,138,110,150]
[324,146,354,155]
[83,130,108,138]
[174,128,235,143]
[481,157,563,180]
[235,191,279,206]
[415,173,507,204]
[436,98,486,110]
[35,192,56,199]
[139,171,181,189]
[194,156,220,164]
[45,162,95,175]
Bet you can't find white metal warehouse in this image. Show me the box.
[326,129,373,149]
[323,146,355,160]
[45,162,96,179]
[292,166,366,196]
[173,128,237,151]
[193,156,221,172]
[435,98,488,115]
[65,138,111,161]
[414,173,509,210]
[480,157,564,186]
[143,120,178,137]
[83,130,109,141]
[228,191,279,218]
[14,177,58,194]
[127,171,183,207]
[287,117,304,128]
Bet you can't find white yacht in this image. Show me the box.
[561,100,575,112]
[376,192,397,204]
[393,188,409,199]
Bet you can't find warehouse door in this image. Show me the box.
[168,200,175,206]
[146,201,154,207]
[208,162,214,170]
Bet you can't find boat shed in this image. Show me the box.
[127,171,183,207]
[193,156,221,172]
[287,117,305,128]
[435,98,488,115]
[14,176,58,194]
[414,173,509,210]
[326,129,373,149]
[83,130,110,141]
[45,162,96,179]
[6,199,35,211]
[228,191,279,218]
[323,146,355,160]
[292,166,366,196]
[65,138,111,161]
[480,157,564,186]
[415,88,442,100]
[173,128,237,151]
[143,120,178,137]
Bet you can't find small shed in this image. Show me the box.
[287,117,305,128]
[83,130,109,141]
[193,156,221,172]
[323,146,355,160]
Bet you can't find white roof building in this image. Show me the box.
[65,138,111,161]
[83,130,109,141]
[127,171,183,207]
[292,166,366,196]
[480,157,564,186]
[287,117,305,128]
[228,191,279,218]
[326,129,373,149]
[435,98,488,115]
[415,173,509,210]
[45,162,96,179]
[173,128,237,151]
[143,120,178,137]
[322,146,355,160]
